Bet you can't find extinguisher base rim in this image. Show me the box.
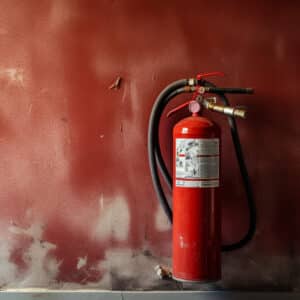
[172,276,220,284]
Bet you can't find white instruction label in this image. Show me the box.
[175,138,219,188]
[176,180,219,188]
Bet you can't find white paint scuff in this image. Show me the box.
[94,196,130,241]
[179,236,189,249]
[61,247,171,289]
[155,206,171,232]
[0,240,18,287]
[5,223,61,288]
[98,248,171,288]
[0,68,24,86]
[77,256,88,270]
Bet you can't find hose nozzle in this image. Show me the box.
[204,99,247,119]
[232,108,247,119]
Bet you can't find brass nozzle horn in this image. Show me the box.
[233,108,247,119]
[205,101,247,119]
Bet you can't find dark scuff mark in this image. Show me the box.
[61,117,68,123]
[109,76,122,90]
[143,249,152,257]
[111,271,136,290]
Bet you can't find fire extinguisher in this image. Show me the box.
[148,72,256,283]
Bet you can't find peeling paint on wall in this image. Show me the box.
[0,237,18,288]
[59,247,174,290]
[0,223,60,288]
[94,196,130,242]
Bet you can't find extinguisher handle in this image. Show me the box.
[204,87,254,94]
[196,72,225,81]
[166,100,191,118]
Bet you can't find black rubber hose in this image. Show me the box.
[148,79,188,222]
[154,88,188,190]
[202,80,257,251]
[148,79,256,251]
[205,87,254,94]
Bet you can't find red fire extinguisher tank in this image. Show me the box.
[172,113,221,282]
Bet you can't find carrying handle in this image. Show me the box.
[166,100,191,118]
[196,71,225,81]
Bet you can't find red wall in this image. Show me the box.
[0,0,299,290]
